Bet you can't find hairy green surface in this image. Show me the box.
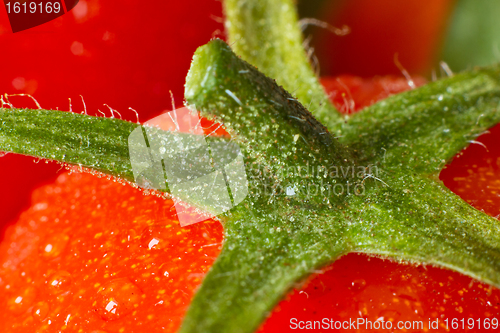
[223,0,341,129]
[178,40,500,333]
[0,109,236,213]
[0,109,137,179]
[185,39,352,198]
[338,65,500,174]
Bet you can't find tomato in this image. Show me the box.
[2,1,500,332]
[0,172,223,332]
[259,252,500,332]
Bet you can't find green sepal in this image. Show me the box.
[0,109,137,180]
[223,0,342,129]
[179,39,500,333]
[338,64,500,175]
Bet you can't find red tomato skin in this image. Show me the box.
[0,172,223,332]
[320,75,426,113]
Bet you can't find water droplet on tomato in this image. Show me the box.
[377,309,401,322]
[39,233,70,259]
[127,228,137,242]
[95,278,143,321]
[158,263,170,278]
[32,301,50,321]
[47,270,72,295]
[351,278,367,291]
[140,225,181,251]
[411,300,425,315]
[357,300,370,317]
[7,285,37,315]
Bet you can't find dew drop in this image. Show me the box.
[140,225,180,251]
[95,278,143,321]
[357,300,370,317]
[8,285,37,315]
[147,238,160,250]
[32,301,50,321]
[397,293,425,315]
[39,233,70,259]
[350,278,367,291]
[378,309,401,322]
[47,270,72,295]
[127,228,137,242]
[412,301,424,315]
[158,263,170,278]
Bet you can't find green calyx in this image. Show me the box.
[1,1,500,333]
[178,40,500,333]
[223,0,341,129]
